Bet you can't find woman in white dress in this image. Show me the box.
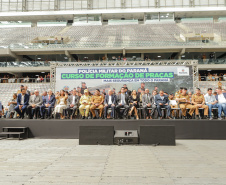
[55,90,68,119]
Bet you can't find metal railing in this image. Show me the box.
[0,78,50,83]
[200,76,226,81]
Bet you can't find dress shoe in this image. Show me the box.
[82,116,85,119]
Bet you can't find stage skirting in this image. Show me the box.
[0,119,226,139]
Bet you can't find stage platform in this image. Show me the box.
[0,119,226,139]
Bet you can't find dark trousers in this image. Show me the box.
[116,104,129,118]
[143,104,156,117]
[104,104,115,118]
[40,105,53,118]
[14,105,27,117]
[157,105,171,117]
[66,106,77,117]
[27,106,40,119]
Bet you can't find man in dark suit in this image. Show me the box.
[155,90,172,119]
[104,89,116,119]
[66,89,79,119]
[14,88,29,119]
[40,89,56,119]
[116,87,130,119]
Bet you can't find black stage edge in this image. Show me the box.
[0,119,226,139]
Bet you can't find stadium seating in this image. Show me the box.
[0,83,50,107]
[1,21,226,49]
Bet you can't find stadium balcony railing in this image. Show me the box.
[0,78,50,83]
[0,59,226,67]
[0,40,220,50]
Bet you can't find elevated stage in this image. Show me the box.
[0,119,226,139]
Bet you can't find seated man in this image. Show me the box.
[116,87,130,119]
[142,89,151,119]
[14,88,29,119]
[27,90,43,119]
[204,88,218,120]
[192,88,208,119]
[215,87,226,120]
[176,88,195,119]
[90,89,104,119]
[66,89,79,119]
[40,89,55,119]
[79,89,91,119]
[155,90,171,119]
[104,89,116,119]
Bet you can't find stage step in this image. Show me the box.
[0,127,29,140]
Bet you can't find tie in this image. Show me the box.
[48,96,50,101]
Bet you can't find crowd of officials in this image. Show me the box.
[1,83,226,120]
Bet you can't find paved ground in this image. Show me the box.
[0,139,226,185]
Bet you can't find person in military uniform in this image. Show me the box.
[175,87,183,97]
[192,88,208,119]
[90,89,104,119]
[168,93,178,118]
[79,89,91,119]
[176,88,196,119]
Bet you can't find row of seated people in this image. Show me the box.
[3,86,226,120]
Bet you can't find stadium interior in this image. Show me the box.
[1,1,226,185]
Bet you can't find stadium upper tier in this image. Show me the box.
[1,21,226,49]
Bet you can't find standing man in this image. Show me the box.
[104,89,116,119]
[79,89,91,119]
[192,88,208,119]
[81,82,87,95]
[67,89,79,119]
[142,89,151,119]
[40,89,55,119]
[90,89,104,119]
[116,87,130,119]
[176,88,195,119]
[215,87,226,120]
[14,88,29,119]
[27,90,43,119]
[155,90,172,119]
[204,88,218,120]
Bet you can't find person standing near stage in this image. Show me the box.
[176,88,195,119]
[81,82,87,95]
[116,87,130,119]
[192,88,208,119]
[90,89,104,119]
[155,90,172,119]
[79,89,91,119]
[204,88,218,120]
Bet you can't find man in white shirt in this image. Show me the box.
[204,88,218,120]
[215,87,226,120]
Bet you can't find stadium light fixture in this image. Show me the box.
[37,58,41,59]
[158,56,161,57]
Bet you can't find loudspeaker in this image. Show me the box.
[140,126,175,146]
[79,126,114,145]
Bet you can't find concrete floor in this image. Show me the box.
[0,139,226,185]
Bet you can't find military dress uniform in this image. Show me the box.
[177,93,196,117]
[90,95,104,118]
[175,90,182,98]
[192,93,208,116]
[79,94,91,117]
